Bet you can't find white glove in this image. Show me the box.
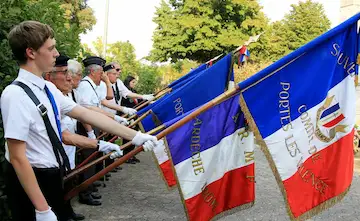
[142,94,155,101]
[87,130,96,139]
[131,131,158,150]
[98,140,123,159]
[152,139,165,153]
[143,140,159,152]
[114,115,129,125]
[36,207,58,221]
[122,107,137,116]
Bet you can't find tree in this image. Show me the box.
[136,65,163,94]
[149,0,268,63]
[284,0,330,50]
[60,0,96,33]
[92,36,105,57]
[252,0,330,62]
[108,41,140,78]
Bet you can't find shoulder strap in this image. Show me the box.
[81,79,99,98]
[112,86,119,104]
[115,81,121,102]
[12,81,71,174]
[71,90,77,103]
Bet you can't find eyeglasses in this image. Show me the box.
[51,69,71,76]
[52,69,68,73]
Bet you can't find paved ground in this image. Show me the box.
[73,147,360,221]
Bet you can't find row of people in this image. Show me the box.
[1,20,158,221]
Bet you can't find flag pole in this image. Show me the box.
[73,110,153,170]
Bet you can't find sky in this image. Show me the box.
[80,0,342,60]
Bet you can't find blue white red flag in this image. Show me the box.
[238,13,360,220]
[165,94,255,221]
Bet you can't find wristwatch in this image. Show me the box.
[96,140,100,151]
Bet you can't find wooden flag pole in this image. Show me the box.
[65,123,166,182]
[122,88,172,120]
[64,86,239,200]
[73,110,153,170]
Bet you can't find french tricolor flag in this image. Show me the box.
[239,14,359,220]
[165,94,255,221]
[239,46,250,62]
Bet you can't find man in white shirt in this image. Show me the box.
[1,21,159,221]
[76,56,129,135]
[101,64,137,116]
[75,56,131,205]
[110,62,155,106]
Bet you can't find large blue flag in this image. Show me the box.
[239,13,360,220]
[140,53,233,132]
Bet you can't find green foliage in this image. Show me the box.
[108,41,140,77]
[90,38,141,77]
[136,65,163,94]
[157,59,199,85]
[0,0,95,219]
[149,0,267,63]
[251,0,330,62]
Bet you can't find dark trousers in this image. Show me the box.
[64,175,77,219]
[4,160,67,221]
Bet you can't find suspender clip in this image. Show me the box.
[36,103,48,116]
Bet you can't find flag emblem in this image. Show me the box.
[316,95,347,143]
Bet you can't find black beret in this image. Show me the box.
[55,54,70,67]
[82,56,106,68]
[103,64,115,72]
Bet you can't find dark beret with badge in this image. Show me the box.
[103,64,115,72]
[82,56,106,68]
[55,54,70,67]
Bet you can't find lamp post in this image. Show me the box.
[103,0,110,58]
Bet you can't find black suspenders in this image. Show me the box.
[71,89,77,103]
[12,81,71,175]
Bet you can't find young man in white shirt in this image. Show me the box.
[1,21,158,221]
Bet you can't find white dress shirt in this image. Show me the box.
[114,79,132,104]
[1,69,77,168]
[100,81,118,115]
[68,89,80,104]
[76,76,101,108]
[61,114,77,169]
